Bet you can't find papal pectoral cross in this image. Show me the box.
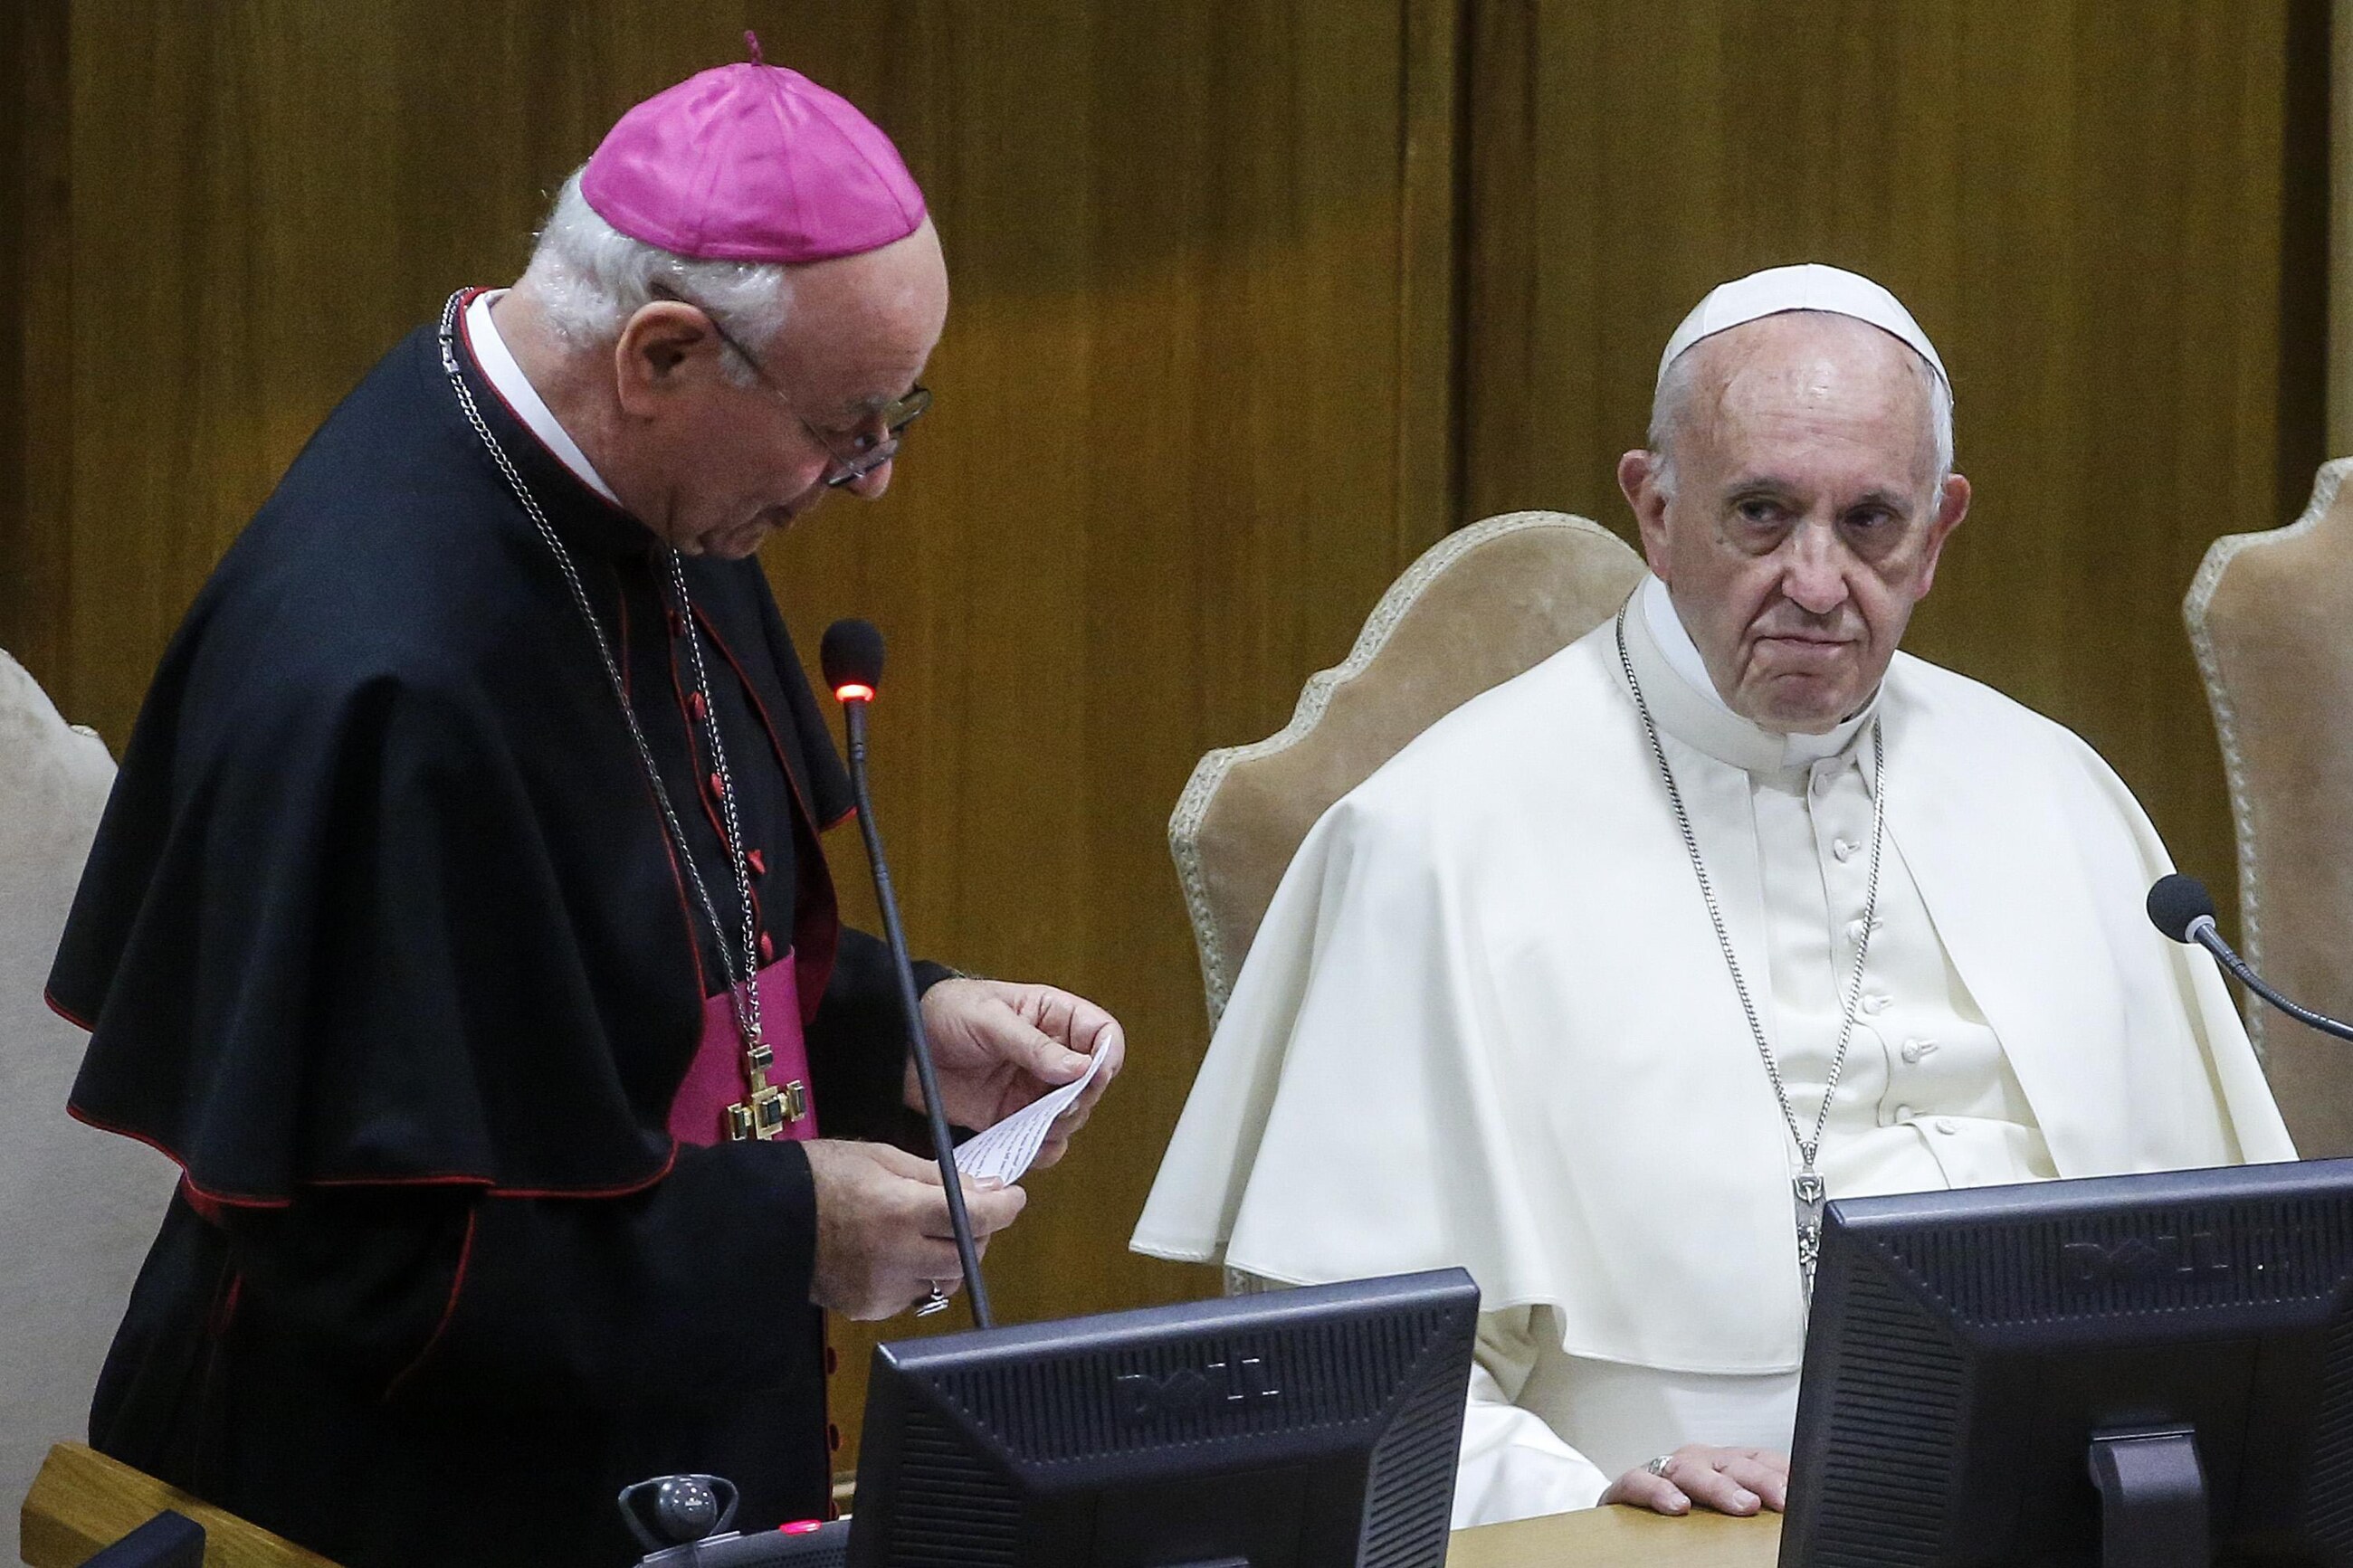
[1794,1171,1827,1296]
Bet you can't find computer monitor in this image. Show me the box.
[845,1268,1479,1568]
[1782,1156,2353,1568]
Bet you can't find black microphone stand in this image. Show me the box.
[839,698,995,1328]
[2181,915,2353,1046]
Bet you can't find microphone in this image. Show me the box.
[2146,873,2353,1044]
[819,618,994,1329]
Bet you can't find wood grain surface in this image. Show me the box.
[1445,1503,1778,1568]
[21,1442,340,1568]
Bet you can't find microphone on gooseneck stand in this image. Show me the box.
[2147,873,2353,1044]
[819,618,995,1330]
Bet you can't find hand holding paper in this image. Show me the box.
[915,976,1127,1174]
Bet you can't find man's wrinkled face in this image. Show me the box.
[616,219,949,559]
[1618,312,1969,734]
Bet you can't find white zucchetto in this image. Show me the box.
[1659,262,1949,399]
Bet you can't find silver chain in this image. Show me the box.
[1614,604,1886,1261]
[435,290,764,1055]
[665,547,765,1053]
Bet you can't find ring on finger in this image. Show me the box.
[915,1280,952,1317]
[1643,1453,1676,1479]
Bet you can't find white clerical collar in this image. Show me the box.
[1625,574,1878,775]
[465,290,623,507]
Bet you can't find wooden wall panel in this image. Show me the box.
[1462,0,2329,912]
[22,0,1458,1470]
[1,0,71,694]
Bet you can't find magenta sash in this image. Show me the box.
[667,954,817,1146]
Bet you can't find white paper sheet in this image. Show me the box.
[952,1047,1110,1185]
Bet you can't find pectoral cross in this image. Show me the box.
[726,1039,808,1141]
[1794,1171,1827,1297]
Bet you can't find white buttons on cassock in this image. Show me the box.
[1900,1037,1938,1065]
[1894,1104,1916,1123]
[1934,1117,1958,1136]
[1862,993,1891,1014]
[1833,838,1859,862]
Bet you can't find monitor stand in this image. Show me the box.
[2087,1426,2210,1568]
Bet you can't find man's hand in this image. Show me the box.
[911,978,1125,1170]
[804,1138,1026,1320]
[1600,1446,1789,1517]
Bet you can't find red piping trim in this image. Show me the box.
[66,1103,292,1210]
[179,1178,227,1227]
[44,988,95,1031]
[385,1208,477,1401]
[208,1272,244,1339]
[823,803,856,832]
[692,609,818,834]
[621,571,710,1001]
[487,1139,680,1200]
[621,567,719,1035]
[664,611,773,947]
[692,608,842,1001]
[648,778,712,1015]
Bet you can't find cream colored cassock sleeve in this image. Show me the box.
[1456,1308,1611,1526]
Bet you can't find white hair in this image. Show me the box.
[1646,311,1954,497]
[514,167,793,386]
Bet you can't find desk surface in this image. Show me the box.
[24,1439,1778,1568]
[1448,1506,1780,1567]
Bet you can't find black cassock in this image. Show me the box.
[46,301,939,1568]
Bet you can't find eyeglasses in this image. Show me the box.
[648,282,930,489]
[801,385,929,489]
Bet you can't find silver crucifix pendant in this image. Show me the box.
[1794,1171,1827,1295]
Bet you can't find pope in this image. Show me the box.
[1132,263,2291,1528]
[48,50,1121,1568]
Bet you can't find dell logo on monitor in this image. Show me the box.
[2061,1230,2232,1288]
[1114,1358,1281,1422]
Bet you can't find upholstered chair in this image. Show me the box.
[1169,510,1646,1031]
[2185,459,2353,1156]
[1,651,176,1551]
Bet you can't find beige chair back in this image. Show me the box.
[2185,459,2353,1155]
[1169,511,1646,1027]
[1,651,176,1553]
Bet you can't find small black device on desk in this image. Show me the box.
[620,1474,849,1567]
[1781,1155,2353,1567]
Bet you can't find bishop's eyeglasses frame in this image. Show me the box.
[647,280,929,489]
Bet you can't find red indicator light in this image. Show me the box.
[834,682,875,703]
[779,1520,824,1535]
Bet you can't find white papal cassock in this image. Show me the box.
[1132,574,2294,1527]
